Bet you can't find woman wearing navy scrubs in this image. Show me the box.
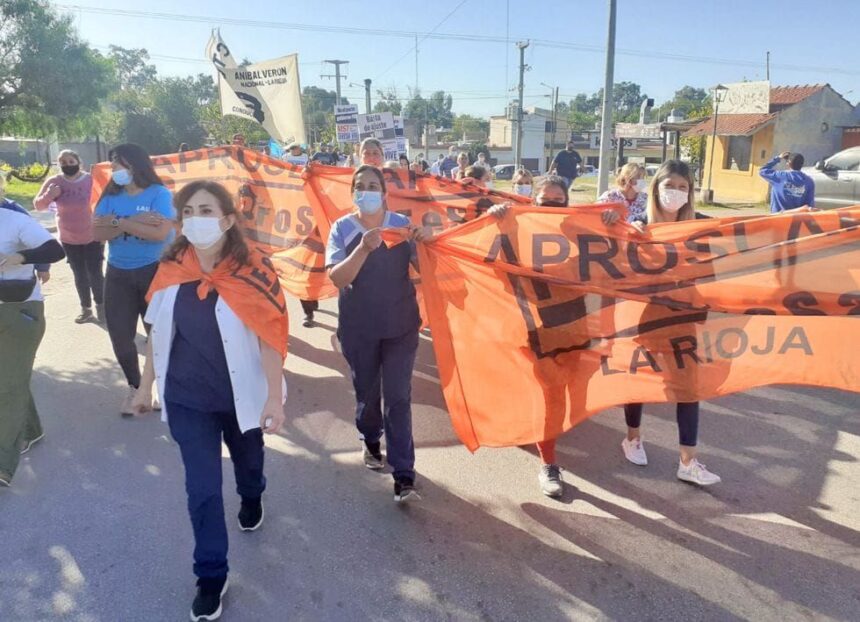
[131,180,288,621]
[326,165,430,503]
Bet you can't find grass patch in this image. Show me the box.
[3,176,43,211]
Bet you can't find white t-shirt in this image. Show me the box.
[0,209,53,303]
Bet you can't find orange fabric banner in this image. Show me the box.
[90,148,535,300]
[91,146,337,300]
[92,148,860,451]
[418,207,860,450]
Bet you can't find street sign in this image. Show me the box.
[615,122,662,140]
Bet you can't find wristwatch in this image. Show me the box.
[110,217,120,228]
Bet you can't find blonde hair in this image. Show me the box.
[512,168,534,185]
[384,160,400,169]
[646,160,695,224]
[615,163,643,187]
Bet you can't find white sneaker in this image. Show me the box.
[538,464,564,498]
[120,386,137,417]
[621,437,648,466]
[677,458,721,486]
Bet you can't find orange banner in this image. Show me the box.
[91,147,338,300]
[91,147,535,300]
[419,207,860,450]
[91,148,860,451]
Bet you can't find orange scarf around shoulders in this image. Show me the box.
[147,246,288,358]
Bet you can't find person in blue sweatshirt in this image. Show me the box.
[759,151,815,213]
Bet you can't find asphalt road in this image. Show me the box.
[1,257,858,622]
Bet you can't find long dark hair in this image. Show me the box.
[163,180,251,266]
[98,143,164,204]
[647,159,695,223]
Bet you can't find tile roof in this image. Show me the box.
[769,84,827,106]
[684,113,777,137]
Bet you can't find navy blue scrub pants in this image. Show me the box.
[624,402,699,446]
[339,329,419,481]
[167,402,266,579]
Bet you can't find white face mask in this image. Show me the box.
[659,188,688,213]
[485,180,494,190]
[634,179,648,193]
[183,216,228,249]
[514,184,532,197]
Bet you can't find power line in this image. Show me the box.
[373,0,470,82]
[56,4,860,76]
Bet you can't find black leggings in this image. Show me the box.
[624,402,699,447]
[301,299,318,315]
[104,263,158,388]
[63,242,105,308]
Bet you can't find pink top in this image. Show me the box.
[34,173,95,245]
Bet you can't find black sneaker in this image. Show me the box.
[302,312,314,328]
[74,307,94,324]
[362,441,384,470]
[191,576,228,621]
[394,477,420,503]
[238,497,264,532]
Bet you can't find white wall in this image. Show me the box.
[772,88,857,164]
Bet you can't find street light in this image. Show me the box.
[703,83,729,204]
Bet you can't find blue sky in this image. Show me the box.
[58,0,860,118]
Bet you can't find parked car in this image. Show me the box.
[493,164,516,180]
[804,147,860,209]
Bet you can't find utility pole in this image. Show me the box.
[515,40,529,168]
[415,34,419,94]
[364,79,372,114]
[766,51,770,81]
[552,86,559,158]
[597,0,616,195]
[321,60,349,105]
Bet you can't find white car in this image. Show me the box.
[805,147,860,209]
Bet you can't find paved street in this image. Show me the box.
[1,258,858,621]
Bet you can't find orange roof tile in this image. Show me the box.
[684,113,777,137]
[769,84,827,106]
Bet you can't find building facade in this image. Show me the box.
[686,83,858,203]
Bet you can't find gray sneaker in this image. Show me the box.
[120,386,137,417]
[538,464,564,498]
[362,445,384,470]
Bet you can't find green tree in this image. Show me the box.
[0,0,113,136]
[108,45,157,90]
[301,86,347,145]
[657,86,708,120]
[402,89,454,137]
[452,114,489,140]
[679,100,711,179]
[372,87,402,115]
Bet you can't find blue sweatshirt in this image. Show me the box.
[759,156,815,213]
[0,198,50,272]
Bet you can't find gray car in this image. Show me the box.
[804,147,860,209]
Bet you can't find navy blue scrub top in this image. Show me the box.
[325,212,421,340]
[165,281,235,412]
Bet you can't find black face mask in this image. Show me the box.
[539,200,567,207]
[61,164,80,176]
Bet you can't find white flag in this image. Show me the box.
[205,30,306,144]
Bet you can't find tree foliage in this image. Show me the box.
[0,0,113,136]
[402,89,454,137]
[451,114,489,140]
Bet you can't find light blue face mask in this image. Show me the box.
[112,169,132,186]
[353,190,383,215]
